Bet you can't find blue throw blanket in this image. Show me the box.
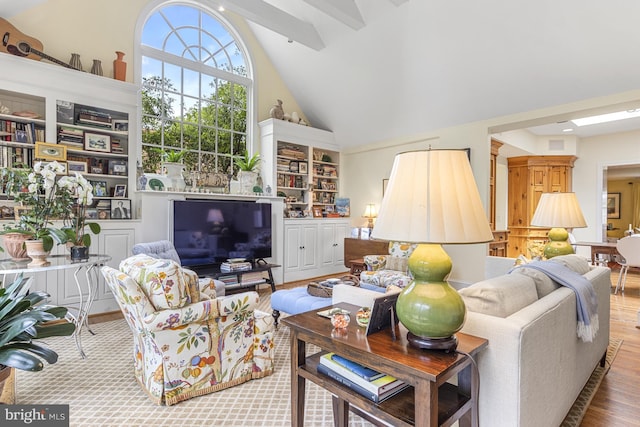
[511,261,599,342]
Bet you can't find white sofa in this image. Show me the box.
[332,254,611,427]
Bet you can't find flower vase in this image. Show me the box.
[24,240,51,267]
[113,51,126,81]
[90,59,103,76]
[163,162,186,191]
[70,246,89,262]
[69,53,83,71]
[2,233,30,261]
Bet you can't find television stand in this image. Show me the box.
[190,262,280,295]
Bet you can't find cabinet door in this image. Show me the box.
[97,228,136,303]
[319,223,336,266]
[284,225,303,272]
[333,222,349,266]
[300,224,318,270]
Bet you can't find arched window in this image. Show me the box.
[140,3,252,176]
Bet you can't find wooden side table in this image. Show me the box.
[283,302,488,427]
[349,258,366,275]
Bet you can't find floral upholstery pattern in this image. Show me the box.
[101,254,274,406]
[360,241,416,289]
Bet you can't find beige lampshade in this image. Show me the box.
[363,204,377,218]
[371,149,493,244]
[531,192,587,228]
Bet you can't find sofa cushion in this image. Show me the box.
[459,274,539,318]
[386,256,408,273]
[388,242,417,258]
[549,254,591,275]
[511,267,559,298]
[364,255,387,271]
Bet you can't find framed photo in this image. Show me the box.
[108,160,128,176]
[112,120,129,132]
[111,199,131,219]
[90,180,108,197]
[299,162,308,174]
[91,166,104,174]
[35,141,67,161]
[85,209,98,219]
[67,160,88,174]
[84,132,111,153]
[97,209,110,220]
[289,161,299,173]
[114,184,127,198]
[312,206,323,218]
[607,193,621,219]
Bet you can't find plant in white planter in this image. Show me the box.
[236,150,261,194]
[162,149,187,191]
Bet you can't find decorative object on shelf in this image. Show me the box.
[90,59,103,76]
[1,232,30,261]
[530,192,587,259]
[161,149,187,191]
[68,53,83,71]
[24,239,50,267]
[330,309,351,329]
[335,198,350,217]
[363,203,376,229]
[235,149,261,194]
[110,199,131,219]
[34,141,66,162]
[372,149,493,352]
[59,173,101,261]
[269,99,284,119]
[0,274,75,376]
[113,51,126,81]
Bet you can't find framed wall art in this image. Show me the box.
[607,193,621,219]
[84,132,111,153]
[67,160,88,174]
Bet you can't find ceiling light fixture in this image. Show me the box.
[571,109,640,127]
[562,128,573,133]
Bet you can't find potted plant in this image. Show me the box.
[162,149,187,191]
[59,173,101,261]
[0,274,76,397]
[236,149,261,194]
[0,162,72,266]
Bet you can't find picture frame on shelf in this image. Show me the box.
[91,166,104,175]
[84,132,111,153]
[67,160,88,174]
[98,210,110,220]
[85,209,98,219]
[114,184,127,198]
[111,199,131,219]
[108,159,128,176]
[299,162,307,174]
[289,161,299,173]
[335,198,350,217]
[312,207,323,218]
[35,141,67,162]
[90,180,108,197]
[112,120,128,132]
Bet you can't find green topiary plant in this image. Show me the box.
[0,274,76,372]
[235,149,261,172]
[162,149,187,163]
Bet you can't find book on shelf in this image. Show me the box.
[330,354,386,381]
[220,261,252,272]
[317,362,408,404]
[318,353,408,398]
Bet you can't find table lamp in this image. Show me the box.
[530,192,587,259]
[207,208,225,234]
[363,204,377,231]
[372,149,493,351]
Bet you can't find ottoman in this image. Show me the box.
[270,287,332,327]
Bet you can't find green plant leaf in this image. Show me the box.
[0,347,45,371]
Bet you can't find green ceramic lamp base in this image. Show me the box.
[396,244,466,351]
[543,227,575,259]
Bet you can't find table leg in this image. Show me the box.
[290,330,306,427]
[267,266,276,293]
[414,380,437,427]
[332,396,349,427]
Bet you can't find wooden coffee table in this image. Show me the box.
[282,302,488,427]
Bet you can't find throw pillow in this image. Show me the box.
[459,274,538,318]
[549,254,591,275]
[511,266,559,298]
[388,242,417,258]
[386,256,408,273]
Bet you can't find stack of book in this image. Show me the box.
[220,261,252,272]
[77,108,112,128]
[57,126,84,147]
[317,353,409,403]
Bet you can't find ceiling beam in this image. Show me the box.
[219,0,325,50]
[303,0,365,30]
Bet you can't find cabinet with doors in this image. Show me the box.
[283,218,350,282]
[507,155,576,258]
[259,118,342,217]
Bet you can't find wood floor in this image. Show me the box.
[91,269,640,426]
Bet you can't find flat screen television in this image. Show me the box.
[171,199,272,267]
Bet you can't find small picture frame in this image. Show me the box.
[97,210,110,220]
[90,180,108,197]
[91,166,104,175]
[299,162,308,174]
[112,120,129,132]
[35,141,67,161]
[111,199,131,219]
[108,160,128,176]
[312,206,323,218]
[114,184,127,198]
[67,160,88,174]
[85,209,98,219]
[84,132,111,153]
[607,193,621,219]
[289,161,299,173]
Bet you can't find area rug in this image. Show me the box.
[14,294,621,427]
[560,336,623,427]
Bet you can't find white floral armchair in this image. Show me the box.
[360,241,416,289]
[101,254,274,406]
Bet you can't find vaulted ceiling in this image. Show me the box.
[3,1,640,148]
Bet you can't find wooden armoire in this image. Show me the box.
[507,155,577,258]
